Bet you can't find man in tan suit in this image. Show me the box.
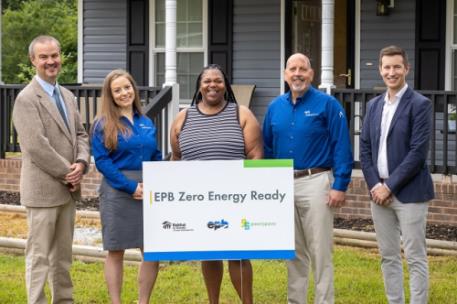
[12,35,90,304]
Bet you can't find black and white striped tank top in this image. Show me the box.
[179,102,246,160]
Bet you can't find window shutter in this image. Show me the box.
[128,0,149,86]
[208,0,233,81]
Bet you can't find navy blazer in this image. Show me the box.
[359,87,434,203]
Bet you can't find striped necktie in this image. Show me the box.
[53,86,69,129]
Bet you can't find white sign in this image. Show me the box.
[142,159,294,261]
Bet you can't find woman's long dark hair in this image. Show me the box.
[190,64,237,106]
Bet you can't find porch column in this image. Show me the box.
[164,0,179,152]
[319,0,335,94]
[165,0,177,84]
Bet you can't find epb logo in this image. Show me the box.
[207,219,229,230]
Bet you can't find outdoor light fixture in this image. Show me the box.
[376,0,394,16]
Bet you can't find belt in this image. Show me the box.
[294,167,331,179]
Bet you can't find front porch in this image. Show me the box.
[1,84,456,225]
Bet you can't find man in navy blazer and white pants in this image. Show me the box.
[360,45,434,304]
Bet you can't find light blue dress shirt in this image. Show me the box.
[35,75,68,120]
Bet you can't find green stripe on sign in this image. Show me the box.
[243,159,293,168]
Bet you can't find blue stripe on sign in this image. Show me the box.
[144,250,295,261]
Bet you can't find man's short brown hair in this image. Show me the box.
[378,45,409,67]
[28,35,61,59]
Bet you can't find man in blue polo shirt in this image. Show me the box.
[263,53,353,304]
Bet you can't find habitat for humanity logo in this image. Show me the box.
[162,221,194,232]
[207,219,229,230]
[241,218,276,230]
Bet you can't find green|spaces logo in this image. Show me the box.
[241,218,276,230]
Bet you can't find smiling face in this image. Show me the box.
[199,68,226,106]
[379,54,409,96]
[30,40,61,84]
[284,53,314,102]
[110,76,135,112]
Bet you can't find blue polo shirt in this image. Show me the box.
[91,113,162,194]
[262,87,353,191]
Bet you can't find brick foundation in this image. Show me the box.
[0,158,102,198]
[1,158,456,226]
[337,175,457,225]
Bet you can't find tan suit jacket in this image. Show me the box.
[12,77,90,207]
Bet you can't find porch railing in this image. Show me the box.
[1,85,456,175]
[0,84,173,159]
[332,89,457,175]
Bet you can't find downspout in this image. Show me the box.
[0,0,3,84]
[77,0,83,84]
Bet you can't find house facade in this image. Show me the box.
[79,0,455,120]
[1,0,456,226]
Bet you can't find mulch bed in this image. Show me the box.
[1,191,456,242]
[0,190,99,211]
[334,218,457,242]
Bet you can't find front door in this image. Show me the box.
[286,0,354,88]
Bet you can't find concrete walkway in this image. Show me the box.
[1,204,456,261]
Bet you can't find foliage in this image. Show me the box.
[449,103,457,120]
[2,0,77,84]
[1,247,457,303]
[1,0,23,11]
[1,0,75,10]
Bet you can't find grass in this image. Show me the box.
[0,247,456,303]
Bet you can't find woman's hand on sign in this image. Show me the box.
[132,183,143,200]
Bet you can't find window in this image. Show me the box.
[152,0,205,102]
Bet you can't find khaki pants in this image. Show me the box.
[288,171,335,304]
[25,199,75,304]
[371,198,429,304]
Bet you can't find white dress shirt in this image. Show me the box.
[377,84,408,179]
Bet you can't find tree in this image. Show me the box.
[2,0,75,11]
[2,0,77,84]
[2,0,25,12]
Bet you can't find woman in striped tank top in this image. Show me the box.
[170,64,263,304]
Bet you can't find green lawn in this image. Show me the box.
[0,246,456,303]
